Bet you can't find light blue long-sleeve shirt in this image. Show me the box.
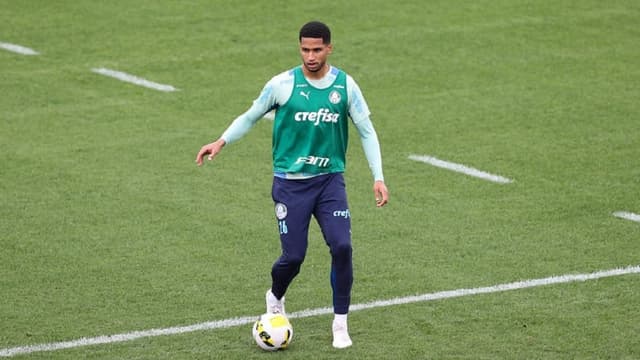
[220,66,384,182]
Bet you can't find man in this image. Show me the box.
[195,21,388,349]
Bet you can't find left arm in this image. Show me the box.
[348,76,389,207]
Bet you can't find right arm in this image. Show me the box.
[195,81,277,166]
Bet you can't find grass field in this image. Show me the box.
[1,1,639,359]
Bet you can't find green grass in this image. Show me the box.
[1,0,639,358]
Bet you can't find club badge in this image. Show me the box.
[329,90,341,104]
[275,203,288,220]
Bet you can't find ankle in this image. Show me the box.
[333,313,348,324]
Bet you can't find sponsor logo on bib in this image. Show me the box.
[294,108,340,126]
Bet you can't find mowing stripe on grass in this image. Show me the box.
[0,42,39,55]
[91,68,178,92]
[613,211,640,223]
[408,154,513,184]
[1,265,638,357]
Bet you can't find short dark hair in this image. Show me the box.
[299,21,331,44]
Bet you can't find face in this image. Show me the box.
[299,37,332,74]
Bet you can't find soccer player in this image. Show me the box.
[196,20,389,349]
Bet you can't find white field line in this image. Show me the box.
[91,68,178,92]
[0,42,39,55]
[408,154,513,184]
[1,265,639,357]
[612,211,640,223]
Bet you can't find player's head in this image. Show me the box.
[298,21,333,74]
[299,21,331,44]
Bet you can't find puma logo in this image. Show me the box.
[300,91,310,100]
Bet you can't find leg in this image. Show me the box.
[314,174,353,315]
[270,177,315,300]
[314,174,353,348]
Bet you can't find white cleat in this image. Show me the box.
[265,289,285,314]
[332,320,353,349]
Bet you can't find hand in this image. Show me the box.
[373,180,389,207]
[195,139,226,166]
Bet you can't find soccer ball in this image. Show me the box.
[252,313,293,351]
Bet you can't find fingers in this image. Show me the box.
[195,144,214,166]
[373,181,389,207]
[195,147,209,166]
[196,139,226,166]
[375,192,388,207]
[196,140,226,166]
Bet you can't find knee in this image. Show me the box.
[280,252,306,267]
[331,242,352,259]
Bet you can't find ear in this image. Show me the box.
[327,44,333,54]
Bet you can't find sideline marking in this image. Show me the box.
[1,265,638,357]
[613,211,640,223]
[0,42,39,55]
[408,154,513,184]
[91,68,178,92]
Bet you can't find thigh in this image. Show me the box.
[272,177,315,255]
[314,174,351,247]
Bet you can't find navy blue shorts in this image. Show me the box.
[272,173,351,258]
[271,173,353,314]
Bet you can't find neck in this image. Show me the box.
[303,63,330,80]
